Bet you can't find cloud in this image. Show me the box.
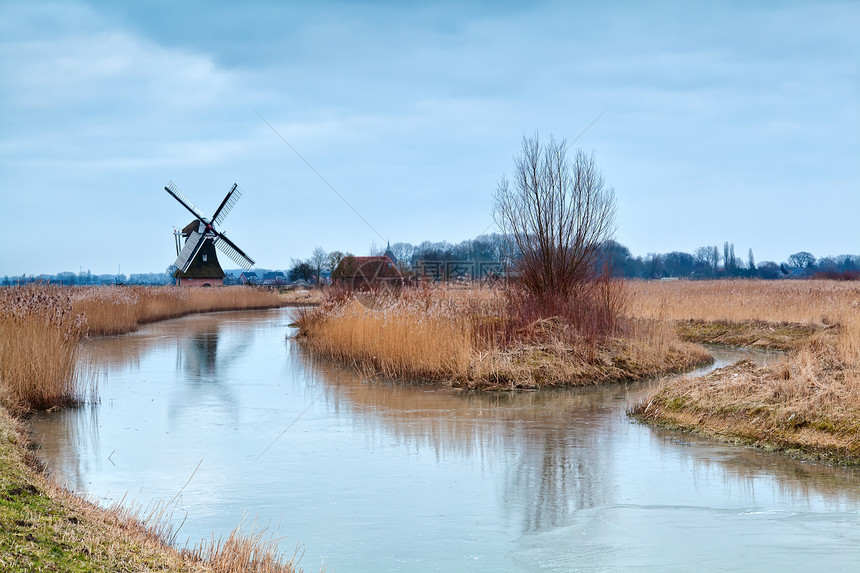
[0,0,858,274]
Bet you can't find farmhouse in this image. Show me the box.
[332,254,403,289]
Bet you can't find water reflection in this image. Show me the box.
[28,310,860,572]
[292,344,860,535]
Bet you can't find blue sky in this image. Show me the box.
[1,0,858,275]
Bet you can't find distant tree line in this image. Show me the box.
[287,236,860,285]
[0,270,175,286]
[7,240,859,288]
[603,242,860,280]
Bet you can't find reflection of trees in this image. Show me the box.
[503,413,614,532]
[292,343,860,534]
[292,344,619,532]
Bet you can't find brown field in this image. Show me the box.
[628,279,860,324]
[295,285,711,388]
[630,279,860,464]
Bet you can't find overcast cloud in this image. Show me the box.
[1,0,857,275]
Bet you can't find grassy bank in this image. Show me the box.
[0,284,308,571]
[673,319,836,351]
[631,279,860,464]
[1,408,302,572]
[294,287,711,389]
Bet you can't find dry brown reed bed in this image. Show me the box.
[627,279,860,349]
[0,285,90,413]
[633,343,860,464]
[631,279,860,464]
[72,285,290,336]
[295,286,711,388]
[628,279,860,324]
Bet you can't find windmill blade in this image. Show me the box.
[214,233,255,270]
[174,230,207,273]
[212,183,243,227]
[165,181,208,223]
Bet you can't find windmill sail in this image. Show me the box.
[165,181,207,222]
[214,234,255,269]
[212,183,242,226]
[174,230,207,273]
[164,180,255,282]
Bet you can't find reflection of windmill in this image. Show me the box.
[164,181,255,286]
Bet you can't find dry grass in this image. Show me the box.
[189,518,306,573]
[628,279,860,324]
[634,343,860,463]
[294,288,490,380]
[72,285,291,336]
[632,279,860,464]
[295,285,711,388]
[0,285,90,412]
[0,284,312,571]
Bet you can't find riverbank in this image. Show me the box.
[632,345,860,465]
[631,279,860,465]
[294,287,712,389]
[1,408,200,571]
[0,285,309,571]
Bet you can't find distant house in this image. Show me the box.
[262,271,287,286]
[239,271,260,285]
[332,255,403,289]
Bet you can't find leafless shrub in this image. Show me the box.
[493,134,620,339]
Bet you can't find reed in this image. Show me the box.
[0,284,89,412]
[296,285,710,387]
[296,289,480,380]
[0,284,290,412]
[628,279,860,324]
[189,518,305,573]
[632,279,860,463]
[72,285,289,336]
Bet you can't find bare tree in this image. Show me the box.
[787,251,816,269]
[309,247,327,285]
[710,246,721,276]
[326,250,345,277]
[493,135,616,299]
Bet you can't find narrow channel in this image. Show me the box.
[29,309,860,571]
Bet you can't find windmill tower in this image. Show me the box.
[164,181,255,286]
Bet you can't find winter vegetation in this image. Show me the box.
[631,279,860,464]
[294,286,710,388]
[296,136,710,388]
[2,135,858,571]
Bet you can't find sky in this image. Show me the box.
[1,0,858,276]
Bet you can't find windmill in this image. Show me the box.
[164,181,255,286]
